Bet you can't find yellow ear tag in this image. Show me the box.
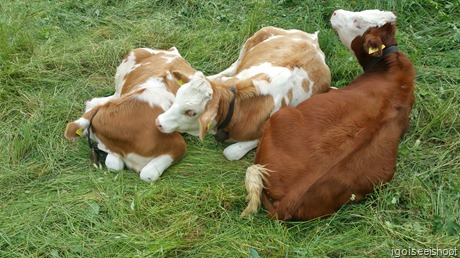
[76,127,83,136]
[178,79,185,86]
[368,44,386,54]
[207,121,212,130]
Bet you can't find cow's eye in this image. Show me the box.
[184,110,196,117]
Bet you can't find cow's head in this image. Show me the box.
[156,71,218,140]
[331,9,396,54]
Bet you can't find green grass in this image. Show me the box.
[1,0,459,257]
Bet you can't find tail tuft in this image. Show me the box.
[240,164,272,217]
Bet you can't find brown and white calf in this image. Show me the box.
[65,47,196,182]
[241,10,416,220]
[155,26,331,160]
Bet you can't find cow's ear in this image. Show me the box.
[364,34,385,57]
[197,92,219,140]
[65,122,83,140]
[198,114,212,140]
[172,70,192,86]
[198,107,217,140]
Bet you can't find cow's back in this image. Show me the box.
[91,95,185,160]
[235,27,331,108]
[257,82,407,220]
[117,48,194,96]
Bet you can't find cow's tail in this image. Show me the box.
[240,164,271,217]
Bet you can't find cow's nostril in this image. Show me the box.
[333,11,336,16]
[155,118,162,129]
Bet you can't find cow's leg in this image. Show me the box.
[223,139,259,161]
[105,153,124,171]
[139,155,174,182]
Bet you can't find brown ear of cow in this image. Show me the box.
[198,114,212,140]
[364,35,384,57]
[197,91,220,140]
[172,70,192,85]
[64,122,82,141]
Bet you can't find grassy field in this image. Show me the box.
[1,0,459,257]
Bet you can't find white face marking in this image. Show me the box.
[156,72,212,135]
[330,9,396,51]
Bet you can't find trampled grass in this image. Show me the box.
[1,0,459,257]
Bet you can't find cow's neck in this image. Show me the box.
[363,45,399,72]
[213,85,236,142]
[217,86,236,129]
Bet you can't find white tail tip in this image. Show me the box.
[240,164,271,217]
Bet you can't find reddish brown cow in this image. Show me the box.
[241,9,415,220]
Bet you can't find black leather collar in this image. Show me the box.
[364,45,399,72]
[87,108,106,167]
[214,85,236,142]
[217,85,236,129]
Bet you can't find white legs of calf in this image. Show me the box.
[104,153,173,183]
[139,155,174,182]
[105,153,124,171]
[101,140,257,181]
[223,140,259,161]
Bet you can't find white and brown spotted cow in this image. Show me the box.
[155,26,331,160]
[65,47,196,182]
